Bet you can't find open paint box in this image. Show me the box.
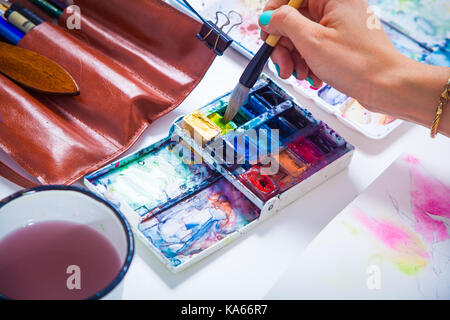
[85,75,354,272]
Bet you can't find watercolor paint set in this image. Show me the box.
[85,75,354,272]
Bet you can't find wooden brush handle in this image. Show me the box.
[265,0,304,47]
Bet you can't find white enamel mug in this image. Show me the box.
[0,185,134,300]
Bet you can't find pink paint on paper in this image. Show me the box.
[352,207,429,259]
[406,157,450,243]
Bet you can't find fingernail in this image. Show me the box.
[306,77,314,86]
[259,10,274,26]
[292,70,298,79]
[274,64,281,77]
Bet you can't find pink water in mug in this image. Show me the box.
[0,186,134,300]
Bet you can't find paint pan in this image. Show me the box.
[183,110,222,145]
[206,100,253,128]
[274,149,308,178]
[288,136,325,164]
[317,85,348,106]
[279,106,314,130]
[253,85,286,108]
[237,165,279,201]
[241,95,272,117]
[265,117,298,140]
[208,112,237,134]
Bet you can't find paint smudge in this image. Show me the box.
[341,100,372,125]
[369,0,450,48]
[295,79,321,92]
[138,179,260,267]
[93,139,219,216]
[318,85,348,106]
[405,155,450,243]
[351,205,429,275]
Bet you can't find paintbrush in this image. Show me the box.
[223,0,304,123]
[0,41,79,95]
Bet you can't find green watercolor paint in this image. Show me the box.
[395,260,427,276]
[208,112,237,134]
[341,221,360,235]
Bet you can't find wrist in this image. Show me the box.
[366,53,450,135]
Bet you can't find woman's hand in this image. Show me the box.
[259,0,400,104]
[259,0,450,137]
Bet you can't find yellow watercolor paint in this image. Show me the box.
[183,110,222,145]
[208,112,237,134]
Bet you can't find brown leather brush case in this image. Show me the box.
[0,0,216,187]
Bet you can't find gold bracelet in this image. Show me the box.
[431,77,450,138]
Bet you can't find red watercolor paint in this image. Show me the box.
[288,137,324,164]
[239,166,277,200]
[0,221,122,300]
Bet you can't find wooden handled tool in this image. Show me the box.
[0,41,79,95]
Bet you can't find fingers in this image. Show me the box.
[259,5,323,55]
[264,0,309,11]
[272,47,323,88]
[291,51,309,80]
[271,46,295,79]
[308,72,323,88]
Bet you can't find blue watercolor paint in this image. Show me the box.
[317,85,348,106]
[241,95,272,117]
[265,117,297,140]
[91,139,219,216]
[138,178,260,267]
[425,41,450,67]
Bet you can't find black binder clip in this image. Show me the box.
[197,11,243,56]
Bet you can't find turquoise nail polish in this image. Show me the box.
[259,10,274,26]
[306,77,314,86]
[292,70,298,79]
[274,64,281,77]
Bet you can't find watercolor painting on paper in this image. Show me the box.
[369,0,450,49]
[267,153,450,299]
[172,0,267,57]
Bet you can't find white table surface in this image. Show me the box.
[1,49,448,300]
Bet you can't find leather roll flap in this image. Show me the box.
[0,0,215,186]
[0,75,116,185]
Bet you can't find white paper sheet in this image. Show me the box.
[267,152,450,299]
